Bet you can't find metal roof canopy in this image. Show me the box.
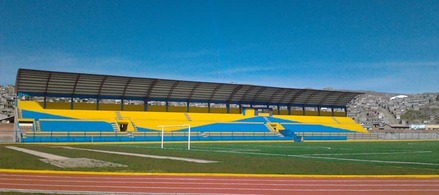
[16,69,362,108]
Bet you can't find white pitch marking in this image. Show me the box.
[192,146,261,152]
[61,146,217,164]
[288,154,439,166]
[191,148,439,166]
[6,146,69,160]
[238,144,333,150]
[305,151,432,156]
[112,144,261,152]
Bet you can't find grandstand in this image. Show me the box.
[15,69,366,142]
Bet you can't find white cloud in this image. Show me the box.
[1,51,437,93]
[217,66,278,75]
[0,51,146,85]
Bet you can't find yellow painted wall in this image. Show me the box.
[100,104,122,111]
[279,110,289,115]
[168,106,187,112]
[190,107,209,113]
[148,105,166,112]
[39,102,71,109]
[320,111,333,116]
[334,112,346,116]
[275,115,367,133]
[19,100,119,127]
[124,104,144,111]
[291,110,303,115]
[74,103,97,110]
[119,111,248,131]
[244,108,255,117]
[210,107,227,113]
[304,111,318,116]
[19,101,44,111]
[230,108,241,114]
[19,100,364,133]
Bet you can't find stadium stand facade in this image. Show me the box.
[15,69,366,142]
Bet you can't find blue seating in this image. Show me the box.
[39,120,114,132]
[267,117,297,123]
[22,110,69,120]
[282,124,353,132]
[236,117,268,123]
[191,123,269,132]
[21,132,292,143]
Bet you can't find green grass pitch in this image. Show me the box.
[2,141,439,175]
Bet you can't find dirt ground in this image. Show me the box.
[40,158,127,168]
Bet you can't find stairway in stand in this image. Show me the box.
[131,122,139,131]
[110,122,120,131]
[115,111,123,120]
[34,121,41,131]
[332,116,341,124]
[184,113,192,121]
[263,116,271,123]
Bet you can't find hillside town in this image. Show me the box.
[0,85,15,121]
[1,84,438,131]
[348,92,439,131]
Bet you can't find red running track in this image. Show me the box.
[1,171,439,195]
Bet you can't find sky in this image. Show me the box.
[1,0,438,94]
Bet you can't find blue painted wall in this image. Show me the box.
[190,123,269,132]
[282,124,353,132]
[39,121,114,132]
[22,110,69,120]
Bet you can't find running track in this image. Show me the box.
[1,171,439,195]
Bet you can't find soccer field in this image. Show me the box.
[2,141,439,175]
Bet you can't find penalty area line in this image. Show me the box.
[191,148,439,166]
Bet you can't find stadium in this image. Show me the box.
[15,68,366,143]
[2,69,439,194]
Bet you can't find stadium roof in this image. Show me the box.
[16,69,362,108]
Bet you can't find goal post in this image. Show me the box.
[157,124,191,150]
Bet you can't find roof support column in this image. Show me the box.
[70,97,74,110]
[226,103,230,113]
[121,99,124,111]
[277,104,280,115]
[239,104,242,114]
[96,98,100,110]
[287,105,291,115]
[344,106,347,117]
[166,101,169,112]
[144,100,148,111]
[43,96,47,109]
[208,103,211,113]
[331,107,334,116]
[302,106,305,116]
[186,101,190,112]
[318,106,321,116]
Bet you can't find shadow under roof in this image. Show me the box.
[16,69,362,108]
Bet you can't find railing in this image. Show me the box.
[7,130,439,143]
[294,132,439,141]
[19,131,291,143]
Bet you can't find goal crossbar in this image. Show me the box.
[157,124,191,150]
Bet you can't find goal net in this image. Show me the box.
[157,124,191,150]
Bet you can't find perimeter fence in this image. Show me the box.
[1,130,439,143]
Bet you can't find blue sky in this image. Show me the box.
[1,0,438,93]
